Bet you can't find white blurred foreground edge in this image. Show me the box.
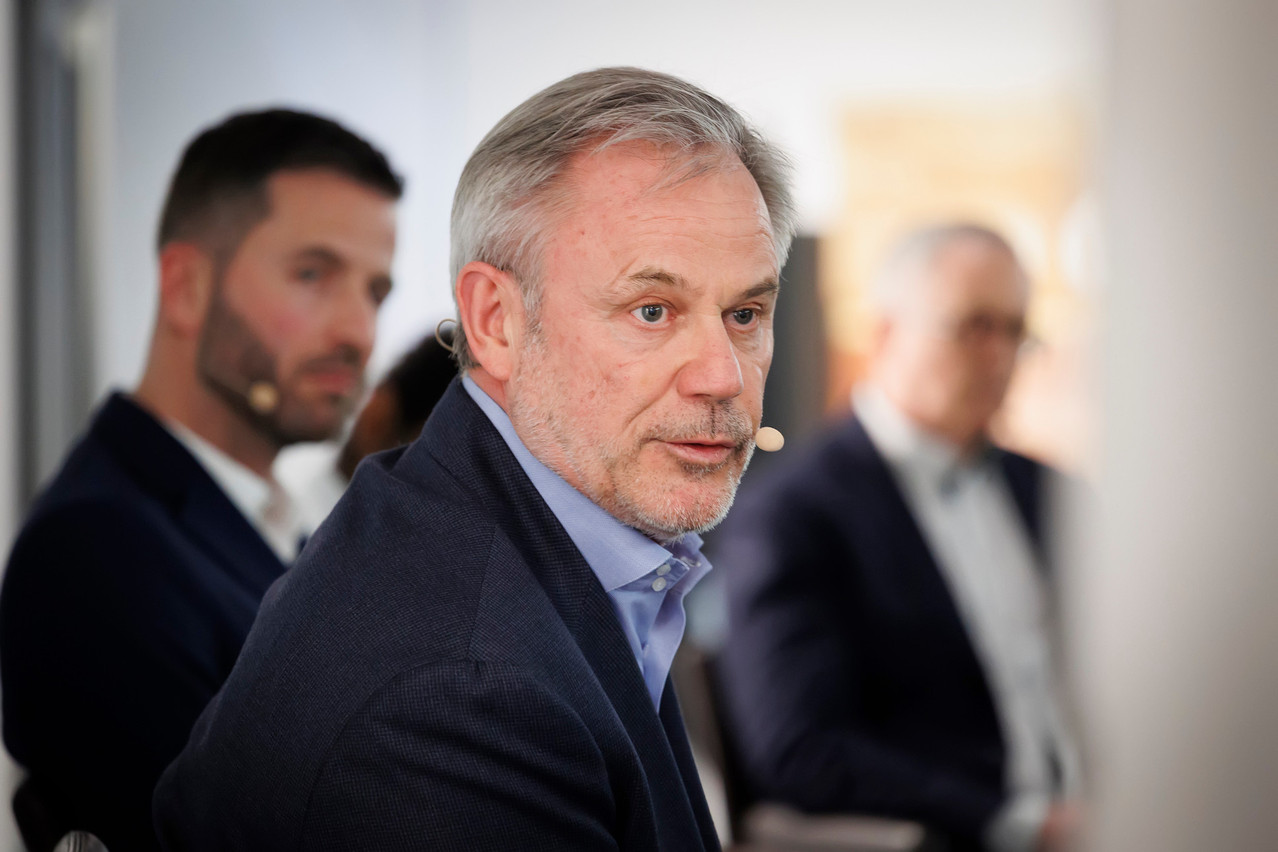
[1071,2,1278,851]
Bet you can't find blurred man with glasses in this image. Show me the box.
[719,224,1081,852]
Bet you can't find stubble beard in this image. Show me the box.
[604,426,755,542]
[508,332,756,542]
[196,288,361,448]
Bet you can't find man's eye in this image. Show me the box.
[634,304,665,323]
[731,308,756,325]
[296,267,323,282]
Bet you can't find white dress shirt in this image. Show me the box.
[166,421,309,564]
[855,385,1080,852]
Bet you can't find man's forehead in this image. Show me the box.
[563,150,772,247]
[915,242,1027,308]
[256,170,397,232]
[530,141,778,300]
[563,140,757,201]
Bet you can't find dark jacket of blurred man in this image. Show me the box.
[719,224,1082,852]
[0,109,402,852]
[153,67,797,851]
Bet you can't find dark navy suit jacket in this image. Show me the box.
[153,381,719,851]
[718,414,1047,851]
[0,393,288,851]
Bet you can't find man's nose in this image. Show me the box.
[677,319,745,402]
[329,280,378,359]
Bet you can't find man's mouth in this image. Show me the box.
[301,367,360,395]
[660,438,739,466]
[296,346,366,397]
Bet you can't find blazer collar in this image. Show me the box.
[93,392,286,580]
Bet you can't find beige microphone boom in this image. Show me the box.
[247,381,280,415]
[755,426,785,452]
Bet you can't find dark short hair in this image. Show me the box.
[156,108,404,254]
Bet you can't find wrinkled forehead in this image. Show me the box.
[510,139,777,295]
[562,137,762,206]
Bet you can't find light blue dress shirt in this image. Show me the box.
[463,377,712,710]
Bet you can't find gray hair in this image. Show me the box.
[449,66,798,369]
[869,222,1026,315]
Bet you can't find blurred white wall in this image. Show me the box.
[456,0,1098,234]
[1074,1,1278,849]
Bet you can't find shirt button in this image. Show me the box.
[656,563,672,577]
[652,576,669,592]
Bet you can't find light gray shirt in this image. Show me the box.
[855,385,1080,852]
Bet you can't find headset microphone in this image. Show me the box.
[755,426,785,452]
[247,381,280,415]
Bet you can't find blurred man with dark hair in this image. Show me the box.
[719,224,1081,852]
[0,108,402,852]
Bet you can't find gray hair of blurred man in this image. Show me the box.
[448,66,799,370]
[868,223,1029,316]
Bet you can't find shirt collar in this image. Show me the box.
[462,375,709,592]
[165,419,275,520]
[854,383,996,492]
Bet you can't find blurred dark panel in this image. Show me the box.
[690,234,827,648]
[16,0,95,506]
[751,233,827,481]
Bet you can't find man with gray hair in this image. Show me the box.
[718,224,1081,851]
[154,67,795,850]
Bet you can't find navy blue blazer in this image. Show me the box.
[0,393,288,852]
[153,381,719,851]
[717,414,1047,851]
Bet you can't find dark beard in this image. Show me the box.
[195,287,361,447]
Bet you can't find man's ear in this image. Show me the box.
[455,261,525,382]
[157,242,216,337]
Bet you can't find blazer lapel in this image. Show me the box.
[841,416,1002,719]
[177,480,288,591]
[95,393,287,591]
[574,582,709,847]
[998,451,1048,566]
[841,417,964,610]
[659,678,721,849]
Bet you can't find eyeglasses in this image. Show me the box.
[934,312,1028,349]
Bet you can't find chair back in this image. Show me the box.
[671,642,942,852]
[53,832,109,852]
